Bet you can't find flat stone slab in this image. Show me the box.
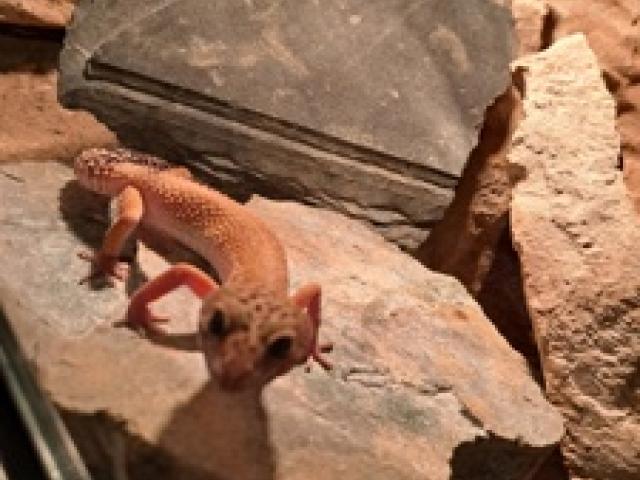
[59,0,514,249]
[0,161,561,480]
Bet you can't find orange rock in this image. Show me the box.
[512,0,640,209]
[0,69,117,163]
[511,0,550,55]
[0,35,117,163]
[0,0,76,28]
[416,85,521,295]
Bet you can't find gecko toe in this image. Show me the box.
[126,306,170,336]
[319,341,334,353]
[78,249,130,285]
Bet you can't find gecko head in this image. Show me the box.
[74,148,170,195]
[74,148,130,195]
[197,284,316,391]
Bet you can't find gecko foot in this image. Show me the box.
[126,305,170,336]
[306,341,334,372]
[78,250,130,285]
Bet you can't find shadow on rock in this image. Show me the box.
[0,26,63,73]
[158,382,274,480]
[476,224,543,383]
[58,178,122,290]
[63,382,275,480]
[138,330,201,353]
[59,178,110,251]
[449,433,563,480]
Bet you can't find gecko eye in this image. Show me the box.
[208,310,227,337]
[266,335,293,360]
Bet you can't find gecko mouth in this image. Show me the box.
[217,376,247,391]
[213,369,257,391]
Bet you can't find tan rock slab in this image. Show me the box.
[0,0,75,28]
[510,0,640,209]
[0,161,562,479]
[510,33,640,480]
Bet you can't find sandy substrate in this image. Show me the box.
[0,29,116,164]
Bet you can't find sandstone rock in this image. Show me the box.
[0,0,75,28]
[511,0,640,209]
[0,33,117,163]
[543,0,640,210]
[0,161,562,480]
[626,150,640,213]
[619,84,640,211]
[415,84,521,295]
[510,34,640,480]
[59,0,515,249]
[511,0,549,55]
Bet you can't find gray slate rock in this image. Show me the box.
[59,0,514,249]
[0,161,562,480]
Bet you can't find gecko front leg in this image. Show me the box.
[127,263,218,334]
[79,185,143,285]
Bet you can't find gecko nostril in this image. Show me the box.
[208,309,228,337]
[266,335,292,359]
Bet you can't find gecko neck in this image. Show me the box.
[222,264,289,297]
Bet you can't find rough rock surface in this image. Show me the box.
[0,32,116,163]
[511,0,549,55]
[511,0,640,209]
[0,161,562,480]
[414,83,542,371]
[59,0,515,249]
[0,0,75,27]
[415,84,521,295]
[510,34,640,480]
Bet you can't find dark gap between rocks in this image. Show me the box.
[476,225,542,383]
[0,25,63,73]
[449,433,553,480]
[539,7,558,51]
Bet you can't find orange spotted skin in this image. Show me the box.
[74,148,287,289]
[75,148,330,390]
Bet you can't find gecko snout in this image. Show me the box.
[74,148,131,195]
